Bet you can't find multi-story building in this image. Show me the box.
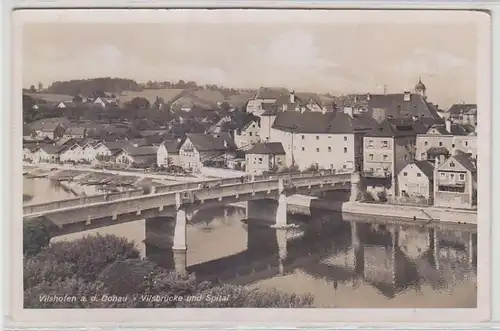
[178,133,236,172]
[233,120,260,149]
[415,119,477,162]
[433,150,477,209]
[363,117,428,197]
[397,160,435,201]
[156,140,181,168]
[262,109,373,171]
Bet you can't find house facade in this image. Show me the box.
[397,161,434,203]
[448,103,477,127]
[63,127,87,139]
[265,110,371,172]
[156,140,180,168]
[246,87,288,116]
[433,151,477,209]
[415,120,477,161]
[31,145,62,164]
[60,144,86,163]
[34,123,65,140]
[115,147,158,167]
[245,142,286,173]
[178,133,235,172]
[234,121,260,149]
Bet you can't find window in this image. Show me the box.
[465,141,469,147]
[368,140,374,147]
[452,143,455,148]
[404,155,408,160]
[302,135,305,140]
[440,172,446,177]
[344,147,348,153]
[249,132,253,136]
[344,136,348,141]
[424,141,428,146]
[382,140,389,147]
[450,161,455,168]
[459,174,465,180]
[450,173,455,179]
[369,154,374,161]
[343,164,347,169]
[417,173,421,177]
[403,172,408,176]
[316,136,319,140]
[421,153,426,159]
[316,148,320,152]
[328,147,332,152]
[383,154,388,161]
[439,142,443,146]
[438,185,465,193]
[301,147,305,151]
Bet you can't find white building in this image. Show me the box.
[246,87,288,116]
[261,110,372,171]
[245,142,286,174]
[233,120,260,149]
[157,140,181,167]
[60,144,86,163]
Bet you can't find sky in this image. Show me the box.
[21,11,481,109]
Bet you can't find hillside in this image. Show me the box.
[47,77,142,96]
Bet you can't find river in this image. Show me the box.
[23,177,477,308]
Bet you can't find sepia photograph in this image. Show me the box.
[11,7,491,324]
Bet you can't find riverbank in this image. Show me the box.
[286,195,477,225]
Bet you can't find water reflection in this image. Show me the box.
[141,206,476,307]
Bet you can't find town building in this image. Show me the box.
[93,140,133,162]
[156,140,181,168]
[80,139,100,162]
[448,103,477,127]
[115,146,158,167]
[246,87,288,116]
[60,143,86,163]
[275,91,334,114]
[233,120,260,150]
[396,160,435,205]
[178,132,236,172]
[31,144,64,164]
[415,119,477,162]
[30,122,65,140]
[245,142,286,174]
[263,109,374,172]
[433,150,477,209]
[63,127,87,139]
[363,117,429,197]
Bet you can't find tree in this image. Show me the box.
[29,85,36,92]
[23,221,51,256]
[127,97,150,110]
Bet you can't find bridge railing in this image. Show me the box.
[23,189,144,215]
[23,170,352,214]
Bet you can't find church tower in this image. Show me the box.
[414,77,426,99]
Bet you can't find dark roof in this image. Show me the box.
[367,93,441,120]
[414,160,434,179]
[162,140,181,153]
[246,142,286,155]
[451,150,477,172]
[185,132,236,152]
[415,78,426,90]
[427,123,469,136]
[448,103,477,115]
[426,147,450,156]
[36,144,65,154]
[23,123,35,136]
[100,140,133,152]
[365,117,428,137]
[29,117,72,130]
[121,146,157,156]
[272,111,373,134]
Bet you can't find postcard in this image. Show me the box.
[9,7,491,327]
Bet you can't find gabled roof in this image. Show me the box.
[246,142,285,155]
[161,140,181,153]
[450,150,477,172]
[367,117,428,138]
[64,127,86,135]
[413,160,435,179]
[426,123,469,136]
[35,144,65,154]
[29,117,72,130]
[448,103,477,115]
[272,111,374,134]
[97,140,133,152]
[367,93,441,120]
[184,132,236,152]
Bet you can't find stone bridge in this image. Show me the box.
[24,171,359,274]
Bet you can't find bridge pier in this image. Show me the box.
[173,193,188,276]
[276,228,288,275]
[350,172,361,202]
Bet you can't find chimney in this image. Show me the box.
[404,91,411,102]
[445,119,451,133]
[290,90,295,103]
[434,156,439,168]
[366,93,371,101]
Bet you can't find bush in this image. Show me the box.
[33,234,140,282]
[23,221,51,256]
[306,164,319,171]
